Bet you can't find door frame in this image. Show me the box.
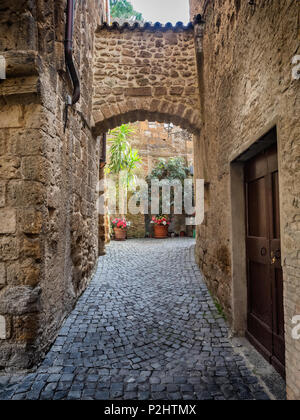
[229,120,285,340]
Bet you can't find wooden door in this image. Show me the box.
[245,139,285,378]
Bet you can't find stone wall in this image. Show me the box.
[0,0,105,369]
[190,0,300,400]
[130,121,193,238]
[130,121,193,176]
[92,22,201,134]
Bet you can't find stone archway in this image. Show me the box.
[92,21,202,135]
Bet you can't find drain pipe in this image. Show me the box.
[100,134,107,169]
[65,0,80,105]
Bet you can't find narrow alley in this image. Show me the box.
[0,239,272,400]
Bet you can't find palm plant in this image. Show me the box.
[106,124,141,190]
[106,124,133,173]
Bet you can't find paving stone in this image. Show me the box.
[138,391,150,400]
[0,239,269,400]
[53,391,68,400]
[67,390,82,400]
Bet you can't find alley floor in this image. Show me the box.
[0,238,271,400]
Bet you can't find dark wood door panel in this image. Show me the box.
[247,315,273,363]
[245,152,268,182]
[245,135,285,378]
[267,145,279,174]
[248,261,272,327]
[247,177,268,238]
[246,237,269,264]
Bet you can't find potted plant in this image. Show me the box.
[151,215,170,239]
[111,218,129,241]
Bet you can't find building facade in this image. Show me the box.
[190,0,300,400]
[0,0,299,399]
[0,0,107,369]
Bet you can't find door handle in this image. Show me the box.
[271,249,281,265]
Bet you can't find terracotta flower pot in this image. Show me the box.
[114,227,127,241]
[154,224,168,239]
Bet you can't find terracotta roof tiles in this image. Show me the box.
[97,15,204,32]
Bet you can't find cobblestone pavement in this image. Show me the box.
[0,239,270,400]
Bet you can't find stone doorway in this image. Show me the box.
[230,127,286,380]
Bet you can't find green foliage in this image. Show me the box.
[147,157,191,182]
[106,124,141,190]
[110,0,143,22]
[106,124,134,174]
[146,157,192,215]
[213,297,227,321]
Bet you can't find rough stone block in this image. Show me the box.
[0,76,38,97]
[23,104,43,129]
[0,157,21,179]
[170,86,184,96]
[3,50,39,78]
[125,87,152,97]
[0,286,41,315]
[100,105,114,119]
[150,99,160,112]
[165,32,178,45]
[120,57,135,65]
[123,49,136,57]
[0,316,6,340]
[0,106,23,129]
[118,102,129,115]
[0,343,32,369]
[21,157,46,182]
[0,263,6,287]
[6,260,40,287]
[0,208,17,234]
[0,181,5,207]
[22,237,41,259]
[0,130,8,156]
[7,181,45,207]
[0,237,19,261]
[8,129,43,156]
[154,87,167,96]
[13,314,39,343]
[19,209,43,234]
[139,51,152,58]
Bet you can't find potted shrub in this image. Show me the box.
[111,218,129,241]
[151,215,170,239]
